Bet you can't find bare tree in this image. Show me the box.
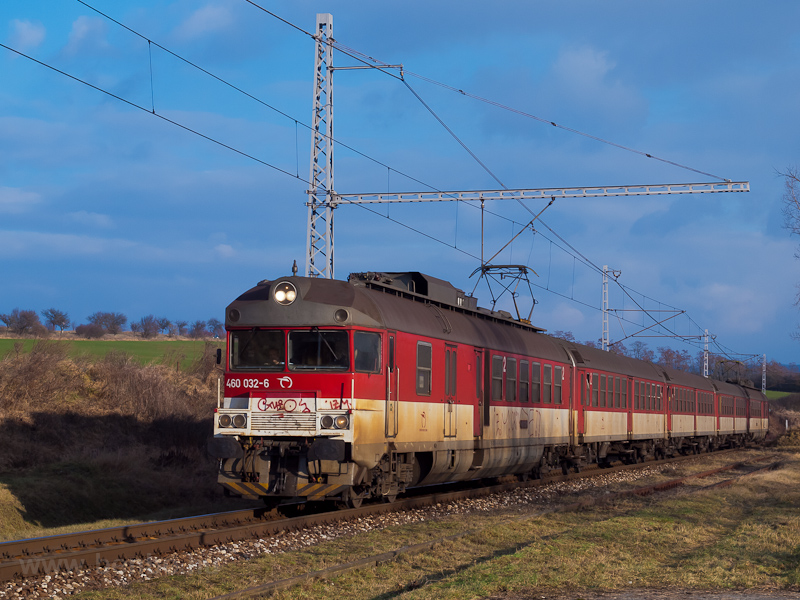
[41,308,70,333]
[189,320,208,340]
[135,315,159,339]
[207,318,224,338]
[88,312,127,335]
[782,167,800,340]
[157,317,172,335]
[630,340,655,362]
[0,308,44,336]
[176,320,188,336]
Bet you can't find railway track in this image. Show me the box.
[0,449,769,585]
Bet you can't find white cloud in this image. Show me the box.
[9,19,45,50]
[64,16,109,56]
[0,187,40,214]
[214,243,236,258]
[67,211,114,229]
[174,3,234,40]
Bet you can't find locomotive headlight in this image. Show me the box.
[232,414,247,428]
[320,415,334,429]
[218,414,232,428]
[334,415,350,429]
[274,282,297,305]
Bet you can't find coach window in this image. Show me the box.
[532,362,541,403]
[592,373,599,407]
[634,381,639,410]
[621,377,628,409]
[354,331,381,373]
[507,358,517,402]
[644,382,650,411]
[554,366,563,405]
[231,329,285,371]
[657,386,663,411]
[416,342,432,395]
[492,355,504,402]
[599,375,606,408]
[520,360,530,402]
[543,364,552,404]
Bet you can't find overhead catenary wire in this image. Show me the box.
[9,1,758,364]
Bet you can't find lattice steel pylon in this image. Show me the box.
[306,13,335,278]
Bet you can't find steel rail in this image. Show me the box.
[209,455,781,600]
[0,448,751,583]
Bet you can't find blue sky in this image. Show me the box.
[2,0,799,367]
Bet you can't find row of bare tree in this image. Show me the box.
[0,308,224,340]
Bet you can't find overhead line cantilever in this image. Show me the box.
[332,181,750,205]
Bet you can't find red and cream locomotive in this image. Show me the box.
[209,271,769,508]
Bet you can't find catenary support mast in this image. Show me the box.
[306,13,335,278]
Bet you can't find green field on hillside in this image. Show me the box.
[0,338,223,369]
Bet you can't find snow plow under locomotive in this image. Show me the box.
[208,271,769,508]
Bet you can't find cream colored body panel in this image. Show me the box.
[583,411,628,442]
[631,413,666,440]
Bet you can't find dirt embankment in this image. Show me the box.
[0,340,228,539]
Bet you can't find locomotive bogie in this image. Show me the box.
[211,272,770,506]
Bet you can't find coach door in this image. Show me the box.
[385,333,398,438]
[473,349,484,436]
[574,368,587,440]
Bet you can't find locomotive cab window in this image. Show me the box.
[288,329,349,371]
[230,329,285,371]
[354,331,381,373]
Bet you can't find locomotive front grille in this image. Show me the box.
[250,413,317,432]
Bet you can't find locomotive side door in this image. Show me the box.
[385,332,398,438]
[473,348,484,436]
[444,344,457,438]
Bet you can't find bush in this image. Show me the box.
[75,323,105,339]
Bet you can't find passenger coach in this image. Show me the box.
[209,271,769,508]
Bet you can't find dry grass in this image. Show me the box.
[0,341,236,540]
[74,451,800,600]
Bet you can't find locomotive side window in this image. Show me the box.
[554,366,563,405]
[491,355,504,402]
[230,329,285,371]
[416,342,432,395]
[354,331,381,373]
[289,330,349,371]
[507,358,517,402]
[519,360,529,403]
[445,346,457,397]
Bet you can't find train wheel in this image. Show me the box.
[337,488,366,509]
[383,493,398,504]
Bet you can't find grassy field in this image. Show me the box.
[0,338,222,369]
[73,449,800,600]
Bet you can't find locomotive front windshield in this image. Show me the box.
[289,330,349,371]
[230,330,285,370]
[229,329,350,371]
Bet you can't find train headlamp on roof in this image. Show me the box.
[273,281,297,305]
